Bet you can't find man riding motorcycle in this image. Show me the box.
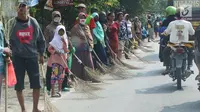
[159,6,177,73]
[162,7,195,75]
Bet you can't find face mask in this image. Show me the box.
[79,19,86,25]
[54,17,61,23]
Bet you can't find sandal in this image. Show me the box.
[51,92,62,98]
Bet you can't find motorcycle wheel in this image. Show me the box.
[176,68,182,90]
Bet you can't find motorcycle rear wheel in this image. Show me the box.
[176,68,182,90]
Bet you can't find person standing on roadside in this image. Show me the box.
[147,15,154,42]
[0,21,11,105]
[6,2,45,112]
[117,12,129,59]
[44,11,62,94]
[124,14,133,59]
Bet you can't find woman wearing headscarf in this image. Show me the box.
[124,14,132,59]
[106,12,120,57]
[47,25,69,97]
[71,12,94,81]
[133,16,142,46]
[92,12,108,65]
[99,11,112,65]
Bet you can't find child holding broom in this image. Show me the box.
[47,25,69,97]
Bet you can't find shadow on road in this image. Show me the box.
[135,83,178,94]
[160,100,200,112]
[135,69,165,77]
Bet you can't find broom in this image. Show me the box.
[106,42,142,69]
[128,39,155,52]
[60,56,102,94]
[79,25,109,74]
[105,44,138,79]
[40,64,60,112]
[91,49,111,74]
[72,54,102,82]
[118,41,153,64]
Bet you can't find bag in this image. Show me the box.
[7,61,17,87]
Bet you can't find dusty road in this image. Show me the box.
[51,41,200,112]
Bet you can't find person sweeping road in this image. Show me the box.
[47,25,69,97]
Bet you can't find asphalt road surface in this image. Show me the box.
[51,41,200,112]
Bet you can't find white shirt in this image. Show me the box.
[126,20,133,38]
[165,20,195,43]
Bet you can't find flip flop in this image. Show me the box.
[51,92,61,98]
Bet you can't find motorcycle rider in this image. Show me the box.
[162,7,195,76]
[159,6,177,72]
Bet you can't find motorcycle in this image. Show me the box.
[167,42,194,89]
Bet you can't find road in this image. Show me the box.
[51,41,200,112]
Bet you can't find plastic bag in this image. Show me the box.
[7,61,17,87]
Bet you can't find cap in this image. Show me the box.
[77,3,86,8]
[18,2,28,7]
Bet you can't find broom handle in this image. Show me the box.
[91,49,104,65]
[72,53,86,67]
[39,64,46,111]
[79,25,105,65]
[5,62,8,112]
[118,41,148,63]
[106,43,127,65]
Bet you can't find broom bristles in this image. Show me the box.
[44,90,60,112]
[96,61,111,74]
[84,66,102,83]
[73,76,102,92]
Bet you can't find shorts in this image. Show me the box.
[51,63,65,85]
[13,56,41,91]
[118,40,125,50]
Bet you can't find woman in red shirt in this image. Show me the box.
[106,12,120,56]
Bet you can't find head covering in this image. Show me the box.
[92,12,104,42]
[77,3,86,8]
[91,7,98,13]
[99,11,107,24]
[52,11,61,19]
[18,1,28,7]
[165,6,177,16]
[78,12,86,18]
[124,14,129,18]
[49,25,68,53]
[92,12,99,18]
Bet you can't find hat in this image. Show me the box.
[77,3,86,8]
[18,2,28,7]
[52,11,61,18]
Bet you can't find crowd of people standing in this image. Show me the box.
[0,2,163,112]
